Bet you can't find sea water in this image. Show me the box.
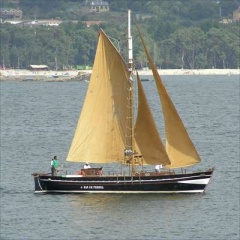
[0,75,239,240]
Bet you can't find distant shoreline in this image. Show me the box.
[138,68,239,76]
[0,68,239,81]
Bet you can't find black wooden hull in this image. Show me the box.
[32,168,214,194]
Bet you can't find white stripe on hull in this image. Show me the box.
[35,190,204,194]
[65,175,83,178]
[178,178,210,185]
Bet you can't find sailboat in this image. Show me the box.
[32,11,214,194]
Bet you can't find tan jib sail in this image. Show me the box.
[135,73,171,166]
[137,27,201,169]
[67,30,132,163]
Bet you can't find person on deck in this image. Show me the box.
[83,162,91,169]
[155,164,163,173]
[51,156,59,176]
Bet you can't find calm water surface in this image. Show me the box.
[0,75,239,240]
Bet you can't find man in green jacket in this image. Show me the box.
[51,156,59,176]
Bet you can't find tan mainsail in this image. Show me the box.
[135,73,171,165]
[67,30,132,163]
[137,27,201,168]
[68,26,200,169]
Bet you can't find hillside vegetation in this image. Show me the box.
[1,0,239,69]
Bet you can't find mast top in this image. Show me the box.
[128,10,133,72]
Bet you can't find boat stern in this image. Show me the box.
[32,173,47,193]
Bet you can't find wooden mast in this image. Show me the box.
[128,9,135,174]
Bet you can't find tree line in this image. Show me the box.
[1,0,240,70]
[1,19,239,70]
